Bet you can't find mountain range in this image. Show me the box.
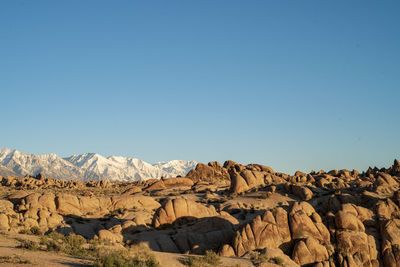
[0,148,197,181]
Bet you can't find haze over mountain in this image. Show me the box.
[0,148,196,181]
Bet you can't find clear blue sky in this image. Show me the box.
[1,0,399,174]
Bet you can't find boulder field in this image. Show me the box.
[0,159,400,266]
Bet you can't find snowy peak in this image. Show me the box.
[153,160,198,177]
[0,148,197,182]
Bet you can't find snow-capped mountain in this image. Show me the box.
[153,160,197,177]
[65,153,182,181]
[0,148,197,181]
[0,148,86,180]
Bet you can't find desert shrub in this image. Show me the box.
[29,226,42,235]
[47,231,65,241]
[18,226,42,236]
[0,255,31,264]
[269,256,284,266]
[249,251,268,266]
[18,240,39,251]
[40,232,88,256]
[93,249,160,267]
[186,250,222,267]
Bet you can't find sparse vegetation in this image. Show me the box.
[93,251,160,267]
[0,255,31,264]
[185,250,222,267]
[93,244,160,267]
[249,251,267,266]
[39,232,87,256]
[18,239,40,251]
[19,226,43,235]
[269,256,284,266]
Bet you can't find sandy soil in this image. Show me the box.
[0,232,254,267]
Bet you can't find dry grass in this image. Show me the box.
[185,250,222,267]
[93,243,160,267]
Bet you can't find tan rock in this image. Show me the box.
[153,198,218,227]
[292,237,329,265]
[260,247,299,267]
[98,229,123,243]
[232,208,291,256]
[0,214,9,230]
[335,211,365,232]
[220,244,235,257]
[55,194,82,215]
[336,231,378,267]
[289,202,330,244]
[163,177,194,187]
[186,162,230,182]
[291,185,313,200]
[122,186,142,195]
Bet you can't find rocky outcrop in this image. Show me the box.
[334,203,379,267]
[289,202,333,266]
[291,237,329,266]
[289,202,330,244]
[377,198,400,266]
[261,247,299,267]
[145,177,194,192]
[231,207,291,256]
[3,192,160,234]
[153,198,224,227]
[229,165,272,194]
[186,162,229,182]
[291,185,313,201]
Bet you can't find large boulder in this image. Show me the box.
[186,162,229,182]
[229,167,267,194]
[292,237,329,266]
[336,231,378,267]
[232,207,291,256]
[335,211,365,232]
[377,199,400,266]
[153,198,220,227]
[98,229,123,243]
[334,204,379,267]
[291,185,313,201]
[260,247,299,267]
[162,177,194,187]
[0,214,9,230]
[289,202,330,244]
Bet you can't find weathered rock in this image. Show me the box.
[145,181,167,192]
[186,162,230,182]
[291,185,313,201]
[55,194,82,215]
[122,186,142,195]
[336,231,378,267]
[0,200,14,214]
[0,214,9,230]
[174,215,237,254]
[377,199,400,267]
[289,202,330,244]
[292,237,329,265]
[163,177,194,187]
[260,247,299,267]
[335,211,365,232]
[220,244,235,257]
[98,229,123,243]
[232,207,291,256]
[153,198,219,227]
[229,166,267,194]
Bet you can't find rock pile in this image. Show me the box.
[0,159,399,266]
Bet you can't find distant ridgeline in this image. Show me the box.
[0,148,196,181]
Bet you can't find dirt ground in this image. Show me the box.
[0,232,254,267]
